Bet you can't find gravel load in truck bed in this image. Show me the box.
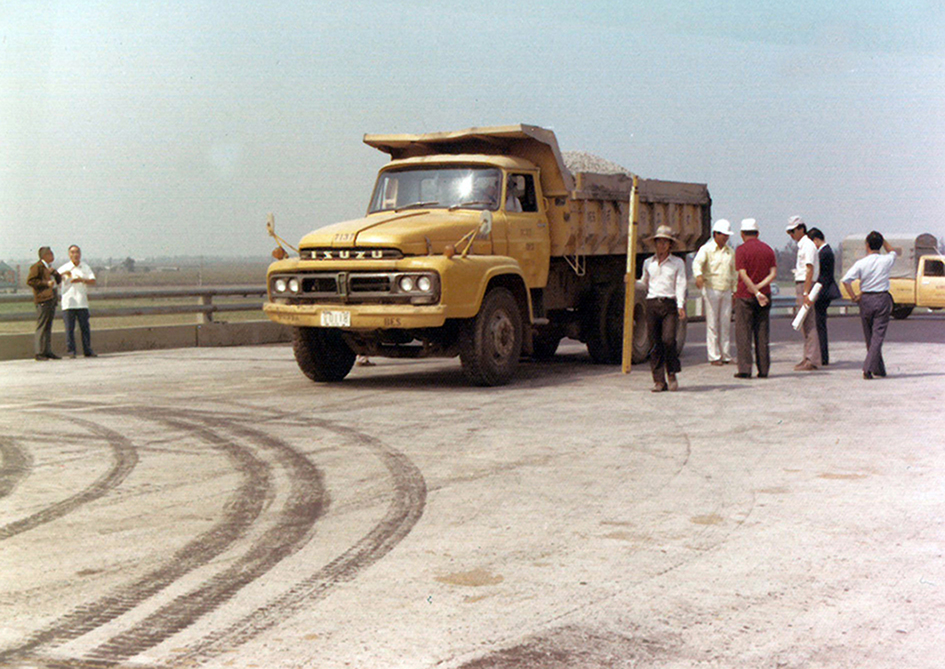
[562,150,631,176]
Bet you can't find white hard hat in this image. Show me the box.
[712,219,733,236]
[740,218,759,233]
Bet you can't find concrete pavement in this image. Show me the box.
[1,318,943,668]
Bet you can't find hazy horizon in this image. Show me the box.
[3,1,943,261]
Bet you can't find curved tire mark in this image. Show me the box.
[170,418,426,666]
[0,415,271,665]
[84,414,328,665]
[0,417,137,541]
[0,437,32,499]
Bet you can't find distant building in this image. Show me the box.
[0,261,17,291]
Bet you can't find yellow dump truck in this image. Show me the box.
[265,124,710,385]
[841,233,945,319]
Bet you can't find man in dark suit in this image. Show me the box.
[808,228,842,365]
[26,246,62,360]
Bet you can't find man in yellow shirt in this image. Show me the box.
[693,219,737,365]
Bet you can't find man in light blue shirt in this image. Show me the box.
[842,231,897,379]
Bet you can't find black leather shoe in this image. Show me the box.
[35,355,48,361]
[733,372,751,379]
[863,371,873,380]
[84,352,98,358]
[45,352,61,360]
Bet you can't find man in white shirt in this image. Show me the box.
[693,219,737,365]
[842,231,897,379]
[786,216,820,370]
[641,225,687,392]
[58,245,98,358]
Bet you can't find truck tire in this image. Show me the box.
[459,287,523,386]
[584,283,625,364]
[292,327,356,382]
[629,292,687,364]
[892,305,913,320]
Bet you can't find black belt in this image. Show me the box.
[647,297,675,302]
[861,290,889,294]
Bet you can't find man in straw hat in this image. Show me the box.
[641,225,687,391]
[693,219,737,365]
[733,219,777,379]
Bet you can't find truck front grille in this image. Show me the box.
[270,271,439,305]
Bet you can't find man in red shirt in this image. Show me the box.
[733,219,777,379]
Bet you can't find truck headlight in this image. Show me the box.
[288,278,300,293]
[417,276,432,292]
[274,278,287,293]
[399,276,415,292]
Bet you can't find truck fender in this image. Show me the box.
[440,256,533,324]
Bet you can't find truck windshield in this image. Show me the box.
[369,166,502,214]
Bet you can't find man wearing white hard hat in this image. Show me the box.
[786,215,821,371]
[733,218,777,379]
[693,219,737,365]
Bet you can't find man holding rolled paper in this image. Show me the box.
[786,216,821,371]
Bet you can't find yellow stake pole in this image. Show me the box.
[622,175,640,374]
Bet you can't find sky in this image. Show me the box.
[2,0,944,263]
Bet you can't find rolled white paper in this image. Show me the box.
[791,282,822,330]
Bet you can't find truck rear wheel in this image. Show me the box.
[892,305,913,320]
[585,283,625,364]
[459,287,523,386]
[292,327,356,382]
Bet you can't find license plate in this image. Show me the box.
[320,310,351,327]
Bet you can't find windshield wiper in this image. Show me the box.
[395,201,439,212]
[448,200,493,211]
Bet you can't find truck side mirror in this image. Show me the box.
[479,211,493,237]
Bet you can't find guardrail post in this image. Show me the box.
[198,294,213,323]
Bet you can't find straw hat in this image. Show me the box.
[648,225,678,244]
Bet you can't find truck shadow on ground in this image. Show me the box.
[342,351,622,392]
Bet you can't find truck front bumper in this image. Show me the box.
[264,302,449,329]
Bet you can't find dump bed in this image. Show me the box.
[364,124,711,258]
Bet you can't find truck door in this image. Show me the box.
[503,172,550,287]
[917,256,945,309]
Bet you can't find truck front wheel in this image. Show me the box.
[459,287,523,386]
[293,327,356,382]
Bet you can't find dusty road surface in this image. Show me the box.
[1,317,944,668]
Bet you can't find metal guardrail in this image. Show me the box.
[0,286,266,323]
[0,285,854,326]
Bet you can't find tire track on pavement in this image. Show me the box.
[0,414,272,665]
[166,417,426,667]
[0,417,138,541]
[82,411,329,665]
[0,437,32,499]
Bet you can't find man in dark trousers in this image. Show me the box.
[26,246,62,360]
[842,231,897,379]
[807,228,842,365]
[733,219,777,379]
